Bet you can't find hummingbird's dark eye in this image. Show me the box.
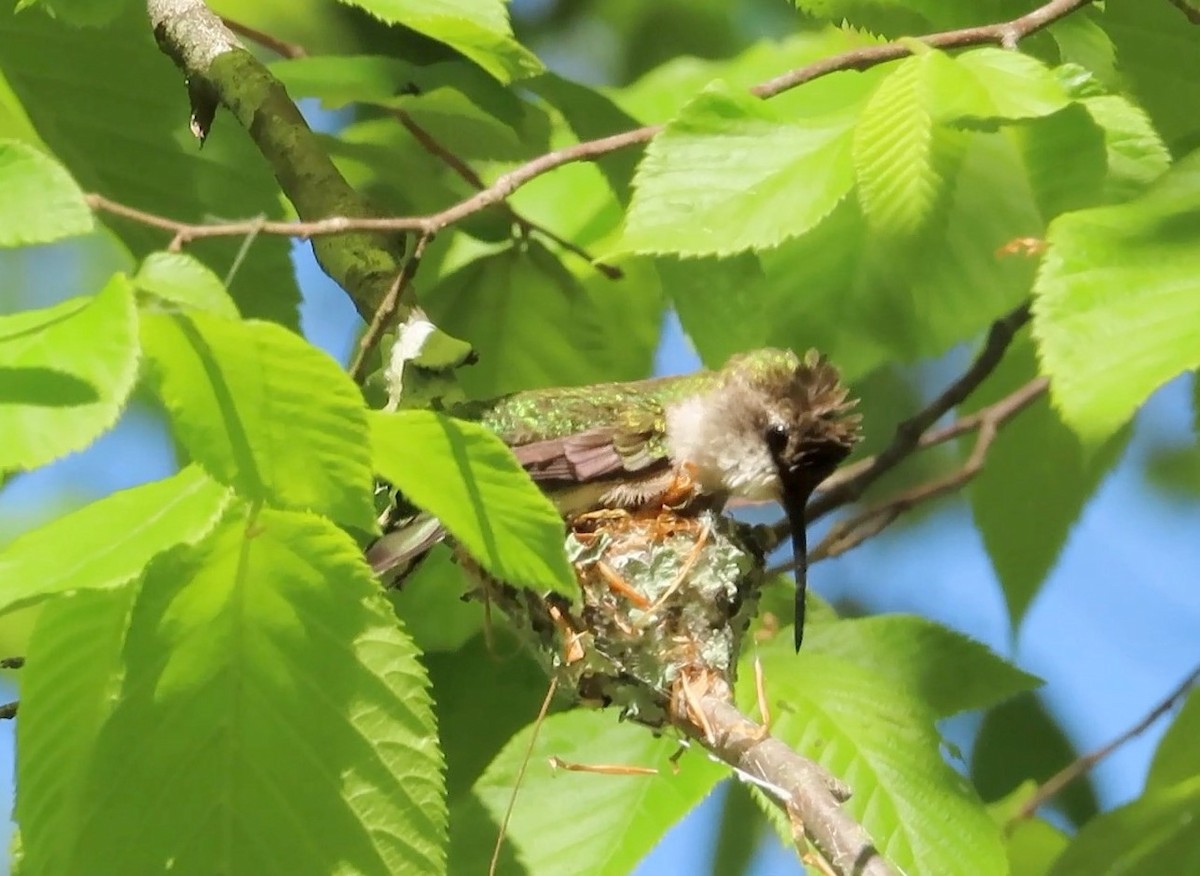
[764,424,789,454]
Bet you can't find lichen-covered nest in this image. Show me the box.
[478,509,769,727]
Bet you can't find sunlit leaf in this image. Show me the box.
[17,586,139,876]
[0,275,138,473]
[803,614,1041,717]
[370,409,575,597]
[338,0,543,83]
[473,709,725,876]
[745,632,1007,876]
[614,84,855,257]
[133,252,240,319]
[0,139,91,246]
[140,311,376,530]
[0,4,300,325]
[0,466,230,616]
[1082,94,1171,201]
[1034,150,1200,442]
[852,53,955,236]
[55,506,447,875]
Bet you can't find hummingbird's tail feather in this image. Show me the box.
[366,513,447,583]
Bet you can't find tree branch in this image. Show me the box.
[806,377,1047,565]
[809,300,1033,523]
[1012,661,1200,823]
[218,14,622,280]
[146,0,406,320]
[0,701,17,720]
[0,657,24,670]
[674,679,897,876]
[120,1,1095,255]
[752,0,1096,98]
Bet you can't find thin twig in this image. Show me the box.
[1012,661,1200,823]
[348,232,432,383]
[752,0,1096,98]
[0,657,24,670]
[0,701,17,720]
[101,1,1095,247]
[490,677,558,876]
[218,15,621,279]
[390,109,623,279]
[808,300,1033,524]
[797,377,1048,567]
[219,16,306,59]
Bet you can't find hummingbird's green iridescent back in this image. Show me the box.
[456,370,720,470]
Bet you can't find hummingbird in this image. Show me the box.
[368,348,861,650]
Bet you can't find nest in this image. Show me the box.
[475,509,769,727]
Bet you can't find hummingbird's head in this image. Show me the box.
[666,348,861,503]
[665,347,860,650]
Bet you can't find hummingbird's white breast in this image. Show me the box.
[664,394,781,502]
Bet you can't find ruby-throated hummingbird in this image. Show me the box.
[369,348,861,650]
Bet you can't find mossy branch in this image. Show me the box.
[146,0,406,320]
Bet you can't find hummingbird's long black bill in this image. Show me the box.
[781,485,811,652]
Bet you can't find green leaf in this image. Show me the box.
[386,545,481,653]
[0,466,230,616]
[428,632,550,801]
[804,614,1041,717]
[972,692,1098,827]
[1049,776,1200,875]
[744,633,1007,876]
[0,275,138,473]
[53,506,446,875]
[370,409,575,597]
[16,585,139,876]
[1102,0,1200,151]
[473,709,725,876]
[527,72,644,200]
[965,339,1130,620]
[338,0,543,83]
[613,84,855,257]
[738,130,1039,382]
[16,0,135,27]
[947,49,1069,122]
[0,139,91,245]
[1015,103,1108,220]
[1049,11,1119,89]
[423,241,660,398]
[985,784,1071,876]
[852,53,956,237]
[658,253,768,367]
[140,311,376,530]
[1007,819,1070,876]
[1146,687,1200,792]
[1033,149,1200,442]
[1082,94,1172,202]
[0,5,300,325]
[133,252,240,319]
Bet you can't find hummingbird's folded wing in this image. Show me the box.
[509,405,668,486]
